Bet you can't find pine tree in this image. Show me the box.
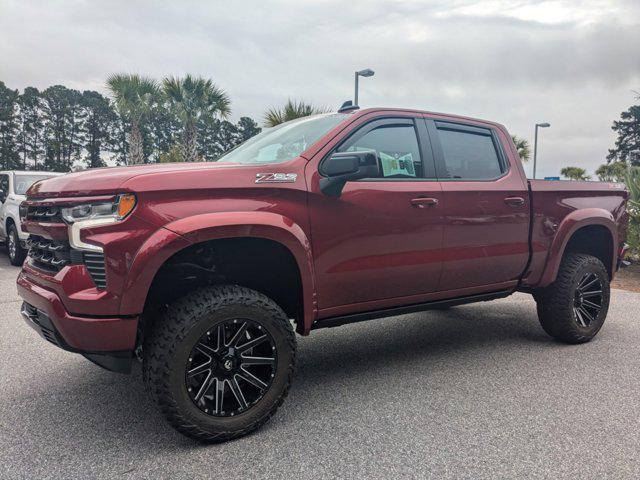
[17,87,45,170]
[81,90,118,169]
[40,85,84,171]
[0,81,21,169]
[236,117,261,142]
[607,104,640,165]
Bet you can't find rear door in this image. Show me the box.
[307,115,444,314]
[425,118,530,291]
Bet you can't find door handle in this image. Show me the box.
[410,197,439,208]
[504,196,525,207]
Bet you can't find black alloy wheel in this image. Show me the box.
[536,253,610,344]
[186,318,277,417]
[143,285,296,442]
[572,272,604,328]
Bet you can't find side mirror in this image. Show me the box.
[319,151,380,197]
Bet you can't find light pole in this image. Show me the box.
[354,69,375,106]
[533,122,550,179]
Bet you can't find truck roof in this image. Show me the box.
[352,107,508,131]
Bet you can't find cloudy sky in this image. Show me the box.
[1,0,639,178]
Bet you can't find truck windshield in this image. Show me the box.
[14,175,55,195]
[217,114,349,165]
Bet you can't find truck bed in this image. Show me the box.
[523,179,628,287]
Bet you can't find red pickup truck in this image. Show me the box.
[17,107,628,442]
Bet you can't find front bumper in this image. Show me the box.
[17,273,138,373]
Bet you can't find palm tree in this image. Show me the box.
[511,135,531,162]
[163,75,230,162]
[560,166,591,181]
[263,99,329,127]
[106,74,160,165]
[596,161,627,182]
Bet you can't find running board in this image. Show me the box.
[312,290,513,330]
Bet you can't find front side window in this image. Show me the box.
[339,123,424,179]
[436,124,504,180]
[217,114,349,165]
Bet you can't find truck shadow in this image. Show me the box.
[7,297,596,461]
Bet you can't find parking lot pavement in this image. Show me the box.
[1,254,639,480]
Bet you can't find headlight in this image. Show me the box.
[62,194,136,224]
[65,194,136,253]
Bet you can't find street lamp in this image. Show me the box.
[533,122,550,179]
[354,68,375,106]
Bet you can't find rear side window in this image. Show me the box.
[436,122,505,180]
[339,123,424,179]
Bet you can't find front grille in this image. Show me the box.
[27,235,107,290]
[83,252,107,289]
[25,205,63,223]
[26,235,75,272]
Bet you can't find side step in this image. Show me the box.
[312,290,513,330]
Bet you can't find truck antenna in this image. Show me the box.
[338,100,359,113]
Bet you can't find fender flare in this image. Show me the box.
[119,212,316,334]
[538,208,618,286]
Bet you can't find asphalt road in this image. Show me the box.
[1,254,639,479]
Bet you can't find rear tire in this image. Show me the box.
[7,224,26,266]
[143,285,296,442]
[535,253,610,344]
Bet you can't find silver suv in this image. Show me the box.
[0,171,63,265]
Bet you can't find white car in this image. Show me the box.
[0,171,64,265]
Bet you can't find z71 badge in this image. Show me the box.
[255,173,298,183]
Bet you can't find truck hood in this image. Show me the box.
[26,162,244,198]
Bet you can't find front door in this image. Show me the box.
[306,116,444,315]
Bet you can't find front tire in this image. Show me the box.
[7,224,26,266]
[535,253,610,344]
[143,285,296,442]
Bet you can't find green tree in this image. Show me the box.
[163,75,230,162]
[80,90,118,168]
[236,116,261,142]
[197,116,261,161]
[146,98,181,163]
[40,85,84,172]
[17,87,45,170]
[624,167,640,256]
[595,161,627,182]
[110,113,129,166]
[158,145,184,163]
[0,81,21,169]
[607,104,640,165]
[215,120,241,154]
[106,74,160,165]
[263,99,329,127]
[561,166,591,181]
[511,135,530,162]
